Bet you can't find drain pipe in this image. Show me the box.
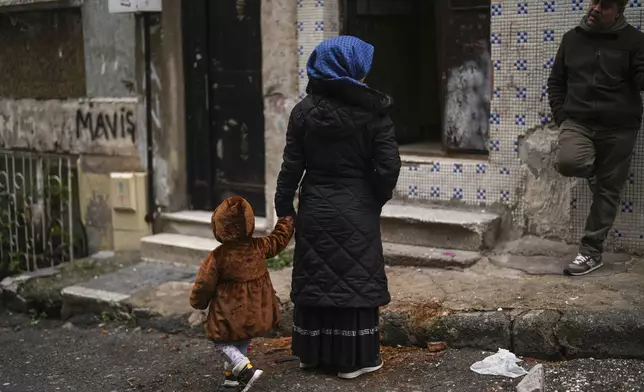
[143,13,156,229]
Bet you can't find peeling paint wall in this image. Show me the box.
[443,44,491,152]
[0,98,141,157]
[147,14,169,209]
[82,0,137,97]
[156,0,187,212]
[78,154,143,254]
[78,169,112,253]
[262,0,298,227]
[0,98,143,252]
[519,125,574,240]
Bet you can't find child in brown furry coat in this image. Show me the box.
[190,196,294,391]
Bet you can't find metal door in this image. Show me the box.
[209,0,265,216]
[439,0,491,152]
[183,0,266,215]
[342,0,423,145]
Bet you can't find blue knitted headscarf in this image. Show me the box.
[306,36,374,86]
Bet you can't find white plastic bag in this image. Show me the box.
[470,348,528,378]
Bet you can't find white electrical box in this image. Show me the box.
[111,172,137,211]
[110,172,150,251]
[108,0,162,13]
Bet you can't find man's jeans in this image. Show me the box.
[554,119,638,257]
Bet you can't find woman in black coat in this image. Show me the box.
[275,35,401,379]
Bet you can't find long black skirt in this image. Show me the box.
[291,306,380,369]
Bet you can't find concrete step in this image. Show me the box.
[141,233,218,266]
[383,243,481,269]
[160,210,268,239]
[60,260,197,320]
[141,232,482,270]
[380,204,502,251]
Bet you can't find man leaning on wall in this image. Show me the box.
[548,0,644,276]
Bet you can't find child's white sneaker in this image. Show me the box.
[236,363,263,392]
[223,369,239,388]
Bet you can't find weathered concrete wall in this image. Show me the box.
[157,0,186,211]
[78,155,143,254]
[82,0,137,97]
[0,98,141,157]
[79,167,112,253]
[0,0,82,12]
[0,0,63,5]
[0,7,85,99]
[0,0,148,254]
[519,125,576,241]
[262,0,299,227]
[0,1,137,99]
[0,98,143,253]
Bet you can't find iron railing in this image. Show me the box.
[0,150,82,278]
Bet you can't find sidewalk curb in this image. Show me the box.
[374,305,644,361]
[60,285,132,320]
[6,265,644,361]
[90,294,644,361]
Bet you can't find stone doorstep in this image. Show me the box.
[140,232,483,269]
[160,210,269,240]
[147,202,505,267]
[383,243,482,269]
[380,203,502,251]
[140,233,219,266]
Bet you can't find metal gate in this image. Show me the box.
[183,0,266,215]
[0,151,85,279]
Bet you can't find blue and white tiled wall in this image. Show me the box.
[526,0,644,252]
[297,0,339,101]
[296,0,644,251]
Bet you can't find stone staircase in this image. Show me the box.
[141,202,504,268]
[141,211,267,266]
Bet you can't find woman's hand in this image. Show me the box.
[280,215,296,226]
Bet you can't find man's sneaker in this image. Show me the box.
[237,363,264,392]
[564,254,603,276]
[337,359,384,379]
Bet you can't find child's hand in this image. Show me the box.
[282,215,295,226]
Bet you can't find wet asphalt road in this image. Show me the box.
[1,310,643,392]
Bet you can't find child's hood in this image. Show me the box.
[211,196,255,242]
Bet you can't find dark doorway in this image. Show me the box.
[183,0,266,215]
[341,0,490,154]
[438,0,491,153]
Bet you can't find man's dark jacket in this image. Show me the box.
[548,24,644,128]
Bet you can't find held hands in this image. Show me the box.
[281,215,295,226]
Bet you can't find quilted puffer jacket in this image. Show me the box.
[275,78,401,308]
